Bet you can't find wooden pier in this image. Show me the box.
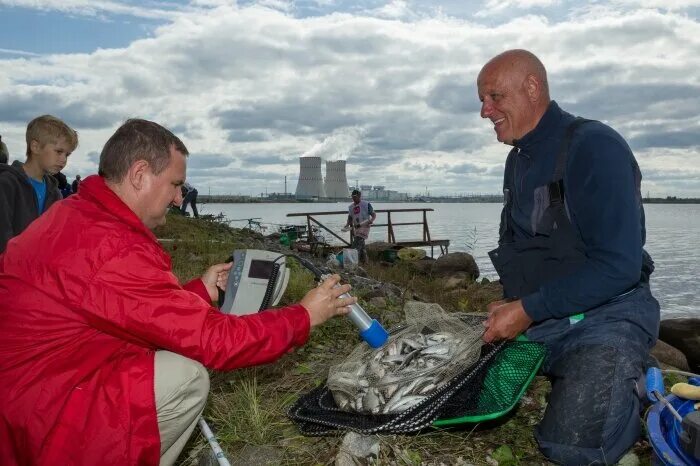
[286,208,449,257]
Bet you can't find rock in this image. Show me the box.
[616,451,640,466]
[433,252,480,280]
[442,276,464,291]
[659,318,700,372]
[651,339,690,371]
[334,432,380,466]
[230,445,284,466]
[369,297,387,308]
[411,258,435,275]
[365,241,393,261]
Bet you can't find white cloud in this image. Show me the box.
[0,2,698,196]
[476,0,560,17]
[0,0,183,19]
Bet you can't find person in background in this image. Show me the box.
[344,189,376,264]
[72,174,82,194]
[0,119,356,466]
[0,115,78,253]
[477,49,659,464]
[53,171,73,198]
[180,181,199,218]
[0,133,9,164]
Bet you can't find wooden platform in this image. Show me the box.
[287,208,450,257]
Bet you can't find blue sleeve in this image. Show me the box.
[367,203,374,214]
[522,129,643,321]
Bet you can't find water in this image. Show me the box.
[198,202,699,319]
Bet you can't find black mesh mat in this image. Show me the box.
[288,338,545,436]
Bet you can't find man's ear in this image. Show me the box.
[126,159,150,191]
[525,74,541,102]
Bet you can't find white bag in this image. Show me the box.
[342,248,359,270]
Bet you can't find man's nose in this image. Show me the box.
[480,100,492,118]
[174,189,184,206]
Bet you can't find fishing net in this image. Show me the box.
[288,311,546,436]
[327,302,484,415]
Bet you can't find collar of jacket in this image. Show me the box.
[2,160,59,190]
[78,175,160,245]
[512,100,563,151]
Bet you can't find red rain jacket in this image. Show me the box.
[0,175,310,465]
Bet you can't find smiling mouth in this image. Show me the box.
[493,118,505,127]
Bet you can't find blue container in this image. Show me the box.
[647,394,700,465]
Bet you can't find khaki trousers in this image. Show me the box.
[155,351,210,466]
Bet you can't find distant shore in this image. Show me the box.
[199,195,700,204]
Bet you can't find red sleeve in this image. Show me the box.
[183,278,211,304]
[79,244,311,371]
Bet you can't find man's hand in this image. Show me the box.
[300,274,357,327]
[201,262,233,302]
[483,299,533,343]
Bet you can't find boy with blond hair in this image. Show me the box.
[0,115,78,253]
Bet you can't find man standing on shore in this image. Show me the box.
[478,49,659,464]
[344,189,376,264]
[181,180,199,218]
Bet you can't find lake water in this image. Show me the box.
[199,202,699,319]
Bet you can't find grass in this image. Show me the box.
[159,214,655,466]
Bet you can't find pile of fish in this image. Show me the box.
[328,330,482,414]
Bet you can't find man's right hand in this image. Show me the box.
[300,274,356,327]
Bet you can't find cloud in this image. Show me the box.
[0,0,182,19]
[0,2,698,196]
[476,0,559,17]
[629,130,700,150]
[0,89,122,129]
[301,126,364,159]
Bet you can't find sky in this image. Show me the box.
[0,0,699,197]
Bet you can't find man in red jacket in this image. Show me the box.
[0,119,355,466]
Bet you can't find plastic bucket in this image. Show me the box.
[647,395,700,465]
[382,249,398,262]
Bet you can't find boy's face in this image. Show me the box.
[31,137,72,174]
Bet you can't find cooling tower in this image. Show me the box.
[324,160,350,200]
[295,156,326,199]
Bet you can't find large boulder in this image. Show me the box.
[365,241,393,261]
[659,318,700,372]
[651,339,690,371]
[433,252,480,280]
[409,257,435,275]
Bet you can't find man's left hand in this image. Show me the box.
[201,262,233,302]
[483,299,533,343]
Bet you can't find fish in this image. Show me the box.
[328,327,483,414]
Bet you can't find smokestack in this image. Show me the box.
[295,156,326,199]
[324,160,349,200]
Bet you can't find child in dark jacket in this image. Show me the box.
[0,115,78,253]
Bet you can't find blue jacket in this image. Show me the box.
[509,102,650,325]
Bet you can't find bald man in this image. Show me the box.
[477,50,659,464]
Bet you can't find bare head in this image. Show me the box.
[25,115,79,175]
[100,119,189,229]
[477,49,551,145]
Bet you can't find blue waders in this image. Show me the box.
[488,119,656,465]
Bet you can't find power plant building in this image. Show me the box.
[294,157,407,201]
[323,160,350,200]
[295,156,326,199]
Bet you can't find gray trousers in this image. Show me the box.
[155,351,210,466]
[351,236,368,263]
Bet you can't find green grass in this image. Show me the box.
[162,214,654,466]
